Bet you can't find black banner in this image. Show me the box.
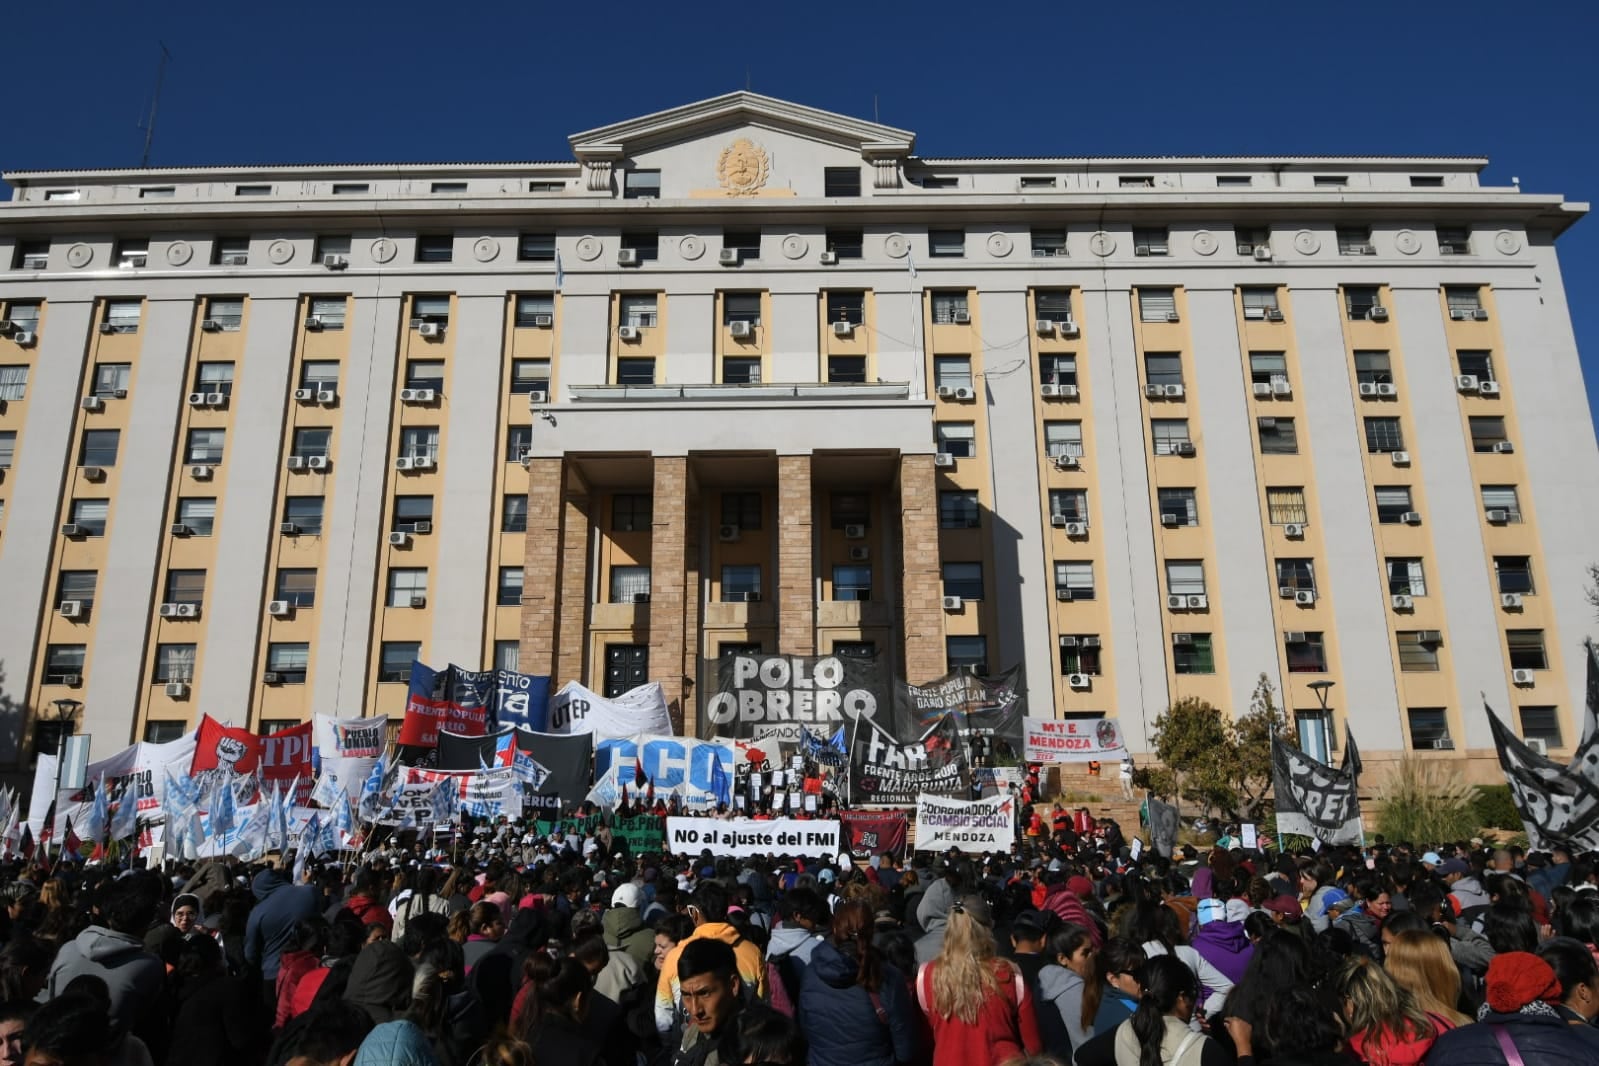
[700,653,888,740]
[434,727,592,813]
[1271,737,1363,844]
[849,712,969,806]
[891,666,1026,754]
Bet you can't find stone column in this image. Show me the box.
[679,493,702,736]
[554,493,591,686]
[899,453,945,683]
[777,455,816,656]
[648,457,689,723]
[519,458,564,677]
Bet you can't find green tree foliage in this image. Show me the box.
[1135,674,1291,821]
[1471,784,1524,831]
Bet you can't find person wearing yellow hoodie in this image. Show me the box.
[655,879,767,1035]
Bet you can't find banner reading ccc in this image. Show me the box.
[700,653,886,740]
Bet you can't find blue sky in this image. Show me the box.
[8,1,1596,427]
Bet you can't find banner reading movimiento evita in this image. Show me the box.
[700,653,888,739]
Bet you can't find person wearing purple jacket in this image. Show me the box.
[1189,899,1255,986]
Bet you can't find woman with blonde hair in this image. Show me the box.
[1382,930,1468,1027]
[1331,956,1447,1064]
[914,894,1042,1066]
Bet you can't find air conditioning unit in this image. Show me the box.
[1174,442,1196,457]
[1427,738,1456,750]
[388,531,412,547]
[942,596,963,611]
[1501,592,1523,609]
[632,592,651,604]
[848,547,870,562]
[1053,454,1080,470]
[617,325,640,341]
[617,248,639,266]
[169,523,189,536]
[165,682,189,699]
[411,456,435,471]
[1163,383,1184,399]
[60,674,82,687]
[280,522,299,535]
[293,388,315,402]
[393,457,414,471]
[1277,585,1297,599]
[306,456,329,471]
[1525,737,1548,756]
[1265,309,1285,322]
[176,602,198,618]
[189,465,213,480]
[719,524,741,542]
[187,392,207,407]
[1376,383,1397,397]
[1479,381,1500,396]
[301,316,327,333]
[728,320,752,338]
[1284,630,1308,644]
[718,249,741,266]
[1049,514,1068,528]
[267,601,292,617]
[1272,381,1292,397]
[1391,451,1411,466]
[409,595,427,608]
[1391,594,1414,610]
[528,390,549,405]
[204,391,227,407]
[1253,382,1273,398]
[1035,319,1055,336]
[532,313,554,328]
[1455,375,1480,392]
[99,322,118,334]
[933,453,955,467]
[937,385,955,399]
[14,332,35,347]
[417,322,443,338]
[322,254,349,269]
[80,396,105,413]
[953,387,974,401]
[158,603,179,618]
[80,466,105,482]
[58,601,83,619]
[1055,384,1079,399]
[1060,636,1079,647]
[1160,512,1180,527]
[832,321,854,337]
[1359,382,1378,397]
[1065,522,1087,537]
[1135,246,1150,257]
[951,310,971,324]
[1401,511,1423,525]
[201,319,223,332]
[1368,306,1389,321]
[317,388,337,404]
[412,521,431,534]
[1165,312,1181,322]
[1284,523,1305,538]
[1485,509,1509,524]
[1258,417,1278,430]
[1056,589,1074,601]
[220,253,249,266]
[1058,318,1080,337]
[1472,309,1490,321]
[1294,590,1316,606]
[1187,594,1208,609]
[1492,441,1515,454]
[1172,633,1193,645]
[1449,309,1470,321]
[286,456,306,472]
[1417,629,1442,644]
[1167,595,1186,610]
[1068,673,1091,690]
[819,251,839,265]
[1512,669,1535,686]
[400,388,437,404]
[1144,384,1162,399]
[0,320,13,335]
[262,672,284,684]
[844,523,867,540]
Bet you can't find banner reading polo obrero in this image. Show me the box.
[546,680,672,741]
[913,792,1015,855]
[1022,716,1128,763]
[593,735,734,808]
[700,652,887,740]
[666,816,840,859]
[850,712,969,806]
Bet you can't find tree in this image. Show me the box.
[1135,674,1290,822]
[1231,674,1292,821]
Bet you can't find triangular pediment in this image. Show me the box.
[569,91,915,158]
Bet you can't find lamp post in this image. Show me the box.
[1307,680,1335,760]
[44,698,82,844]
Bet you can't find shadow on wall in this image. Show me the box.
[0,662,28,765]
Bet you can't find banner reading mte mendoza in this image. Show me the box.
[1022,717,1127,762]
[913,793,1015,854]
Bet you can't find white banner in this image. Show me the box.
[913,793,1016,854]
[386,767,522,824]
[54,731,198,836]
[315,756,379,803]
[314,715,387,758]
[594,735,734,809]
[1022,717,1127,763]
[547,681,672,741]
[665,816,840,859]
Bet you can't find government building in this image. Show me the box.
[0,92,1592,779]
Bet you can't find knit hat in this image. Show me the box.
[1486,951,1562,1013]
[1065,875,1095,899]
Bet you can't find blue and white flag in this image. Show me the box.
[428,778,457,826]
[78,776,109,844]
[333,792,353,842]
[108,780,138,842]
[357,754,388,822]
[310,771,343,810]
[293,812,320,882]
[211,774,237,841]
[511,748,550,789]
[710,757,731,807]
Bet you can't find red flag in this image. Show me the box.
[18,824,34,860]
[633,755,647,790]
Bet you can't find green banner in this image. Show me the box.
[533,813,666,854]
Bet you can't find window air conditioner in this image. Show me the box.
[848,547,869,562]
[933,453,954,467]
[1426,737,1455,750]
[417,322,443,338]
[1391,451,1411,466]
[1174,442,1196,457]
[305,317,324,332]
[201,319,223,332]
[294,388,315,402]
[1166,594,1186,610]
[1060,636,1079,648]
[1401,511,1423,525]
[1391,594,1414,610]
[1271,381,1291,396]
[1253,245,1273,261]
[1253,383,1272,397]
[1068,673,1091,690]
[1501,593,1523,609]
[176,603,199,618]
[844,524,867,539]
[819,251,838,265]
[1472,309,1489,321]
[58,601,83,619]
[1276,585,1297,599]
[1160,513,1180,527]
[1284,630,1308,644]
[190,465,213,480]
[1050,514,1068,528]
[1525,738,1548,755]
[1172,633,1193,645]
[1376,383,1397,397]
[306,456,329,471]
[832,321,854,337]
[937,385,955,399]
[280,522,298,535]
[394,457,414,471]
[388,532,412,547]
[1492,441,1514,454]
[617,248,640,266]
[1187,594,1208,609]
[1053,454,1080,470]
[1294,590,1316,606]
[262,672,284,684]
[1058,319,1080,336]
[1368,306,1389,321]
[728,320,752,338]
[1056,588,1074,601]
[169,523,189,536]
[317,388,337,404]
[942,596,963,611]
[528,390,549,405]
[267,601,292,617]
[1455,375,1480,392]
[532,313,554,328]
[80,466,105,482]
[719,524,741,542]
[412,521,431,534]
[400,388,437,404]
[411,456,435,470]
[1265,309,1285,321]
[1035,320,1055,336]
[718,249,741,266]
[14,331,35,347]
[1284,523,1305,538]
[1512,669,1534,686]
[1065,522,1087,537]
[286,456,306,471]
[322,254,349,269]
[1486,509,1509,524]
[951,310,971,324]
[1144,383,1162,399]
[1359,383,1378,397]
[165,682,189,698]
[99,322,118,334]
[617,325,640,341]
[1449,309,1470,321]
[1479,381,1500,396]
[409,595,427,608]
[1166,312,1181,323]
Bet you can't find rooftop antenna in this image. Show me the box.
[138,42,173,168]
[874,93,879,123]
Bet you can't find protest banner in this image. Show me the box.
[665,816,840,859]
[849,713,968,805]
[840,810,908,859]
[1021,716,1127,763]
[912,793,1015,854]
[593,735,734,808]
[546,680,672,741]
[315,715,387,758]
[701,653,887,739]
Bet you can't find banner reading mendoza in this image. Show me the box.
[700,652,886,740]
[912,793,1015,854]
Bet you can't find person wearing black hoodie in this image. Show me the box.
[245,864,321,1008]
[45,874,168,1058]
[165,929,266,1066]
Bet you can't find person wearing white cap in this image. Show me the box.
[605,882,655,969]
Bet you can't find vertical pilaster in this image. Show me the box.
[518,458,563,677]
[899,453,945,683]
[679,493,702,736]
[777,455,816,656]
[648,457,688,721]
[554,493,590,687]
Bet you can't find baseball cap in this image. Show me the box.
[611,883,643,909]
[1439,858,1470,876]
[1263,894,1301,917]
[1421,851,1443,866]
[1065,875,1095,899]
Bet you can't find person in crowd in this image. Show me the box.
[246,862,322,1010]
[1425,949,1599,1064]
[44,876,166,1057]
[672,939,748,1066]
[915,895,1042,1066]
[655,881,766,1035]
[1113,954,1225,1066]
[390,866,452,943]
[1332,956,1449,1064]
[164,931,265,1066]
[795,899,913,1066]
[459,902,505,974]
[1383,930,1470,1027]
[1334,876,1394,961]
[1299,859,1347,935]
[604,883,655,970]
[143,892,201,965]
[1037,921,1102,1056]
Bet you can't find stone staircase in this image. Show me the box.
[1043,764,1145,833]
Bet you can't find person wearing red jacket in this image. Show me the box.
[915,895,1042,1066]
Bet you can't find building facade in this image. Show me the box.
[0,93,1592,778]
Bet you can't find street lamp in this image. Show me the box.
[1307,680,1336,755]
[44,699,82,842]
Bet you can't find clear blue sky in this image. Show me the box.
[9,1,1596,427]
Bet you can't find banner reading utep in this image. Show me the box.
[666,816,840,859]
[849,712,969,806]
[546,680,673,740]
[1022,717,1127,763]
[701,653,886,740]
[840,810,908,859]
[912,793,1015,855]
[315,715,387,759]
[398,662,494,748]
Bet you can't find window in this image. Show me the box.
[1247,352,1287,388]
[115,238,148,269]
[1151,419,1191,456]
[1157,488,1198,526]
[929,356,972,392]
[494,642,520,672]
[1386,558,1427,597]
[496,567,524,607]
[918,176,958,189]
[612,493,652,532]
[1044,421,1083,460]
[618,294,658,328]
[1396,631,1441,672]
[104,299,142,332]
[609,566,651,602]
[1469,416,1509,452]
[309,296,346,330]
[400,426,439,462]
[1144,352,1184,387]
[832,565,872,602]
[43,645,85,684]
[1437,227,1472,255]
[235,184,271,196]
[177,498,215,536]
[1060,637,1102,676]
[1507,629,1547,670]
[1457,350,1495,382]
[290,427,330,460]
[518,233,556,262]
[1481,484,1522,522]
[830,492,870,530]
[1258,417,1299,455]
[79,429,119,467]
[603,645,649,698]
[43,189,80,201]
[939,490,980,529]
[1035,289,1074,323]
[504,424,532,463]
[0,368,29,403]
[1165,561,1206,597]
[942,563,984,601]
[1132,227,1169,256]
[510,359,550,395]
[315,235,352,260]
[722,231,761,260]
[1495,556,1533,596]
[1049,489,1088,524]
[1285,632,1328,673]
[828,356,867,384]
[514,294,555,327]
[430,182,467,195]
[1216,175,1252,187]
[412,294,450,324]
[1374,486,1414,524]
[1344,286,1381,320]
[936,423,976,458]
[1364,417,1405,453]
[283,495,325,535]
[931,292,970,324]
[1313,175,1348,188]
[274,569,316,608]
[833,642,874,660]
[164,569,205,606]
[1520,707,1563,747]
[379,642,421,683]
[393,496,433,532]
[1120,176,1154,188]
[186,428,225,466]
[154,644,196,683]
[0,431,13,470]
[825,228,864,259]
[1040,354,1076,387]
[4,301,40,333]
[1445,286,1483,315]
[405,359,445,391]
[723,357,761,384]
[93,363,131,397]
[1054,561,1095,600]
[623,170,660,199]
[1407,708,1451,749]
[1267,487,1308,525]
[825,291,865,325]
[720,492,762,531]
[266,643,310,684]
[1240,287,1280,318]
[212,237,249,266]
[1276,558,1316,593]
[387,568,428,607]
[1337,226,1374,255]
[620,232,659,260]
[946,636,988,675]
[1173,635,1215,675]
[412,235,453,264]
[144,721,185,743]
[928,229,965,257]
[722,565,762,601]
[723,292,762,326]
[823,168,861,197]
[56,571,97,609]
[501,495,527,533]
[196,362,235,397]
[14,241,49,270]
[331,183,369,195]
[1031,230,1067,257]
[1353,350,1392,386]
[616,358,656,386]
[301,361,340,388]
[1411,175,1445,188]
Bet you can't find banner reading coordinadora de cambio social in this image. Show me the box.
[665,816,840,859]
[913,793,1015,854]
[1021,716,1128,763]
[700,653,887,740]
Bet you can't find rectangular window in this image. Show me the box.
[154,644,196,683]
[1407,708,1451,748]
[825,228,864,259]
[618,294,658,328]
[205,297,244,331]
[93,363,131,397]
[496,567,524,607]
[1397,631,1441,672]
[143,720,184,744]
[1054,561,1096,600]
[918,176,958,189]
[114,238,148,269]
[928,229,965,257]
[722,231,761,260]
[1495,556,1534,596]
[1216,175,1252,187]
[386,568,428,607]
[603,644,649,698]
[1165,560,1206,596]
[1240,287,1280,317]
[301,361,340,388]
[623,170,660,199]
[331,183,369,195]
[615,358,656,386]
[1173,635,1215,675]
[1060,637,1102,676]
[79,429,119,467]
[1520,707,1563,746]
[400,426,440,461]
[43,645,85,684]
[405,359,445,391]
[720,491,763,531]
[1353,350,1392,386]
[430,182,467,195]
[1482,484,1522,522]
[721,565,762,601]
[609,566,652,602]
[1457,350,1495,382]
[213,237,250,266]
[1469,416,1509,452]
[235,184,271,196]
[4,301,40,333]
[939,490,980,529]
[612,493,653,532]
[1151,419,1191,455]
[830,642,871,660]
[825,290,865,325]
[722,357,761,384]
[15,241,49,269]
[620,232,659,260]
[104,299,142,331]
[823,168,861,197]
[931,291,970,324]
[164,569,206,605]
[1031,230,1068,257]
[942,562,984,601]
[1276,558,1316,593]
[392,495,433,532]
[1387,557,1427,597]
[1249,351,1287,387]
[1314,175,1348,188]
[309,297,346,330]
[1044,421,1083,460]
[43,190,80,201]
[1267,487,1308,525]
[504,425,532,463]
[494,641,520,672]
[1235,227,1270,256]
[501,495,527,533]
[414,235,453,263]
[266,643,310,684]
[1035,289,1074,321]
[934,356,972,390]
[1258,417,1299,455]
[411,294,450,323]
[1132,227,1169,256]
[0,431,13,469]
[827,356,866,384]
[196,362,235,395]
[291,427,331,459]
[1507,629,1548,670]
[946,635,988,675]
[1157,488,1198,526]
[284,497,325,535]
[510,359,550,396]
[1040,354,1077,387]
[1286,632,1328,673]
[177,498,215,536]
[936,423,977,458]
[723,292,762,325]
[1437,227,1472,255]
[379,642,421,683]
[315,235,352,260]
[1364,417,1405,453]
[1144,352,1184,387]
[517,233,556,262]
[1049,489,1088,524]
[185,428,225,465]
[1375,486,1414,524]
[1337,226,1374,255]
[274,568,317,608]
[1410,175,1445,188]
[832,565,872,602]
[830,492,871,530]
[56,571,97,609]
[1345,286,1382,320]
[514,294,555,327]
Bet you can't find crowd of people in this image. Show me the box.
[0,801,1595,1066]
